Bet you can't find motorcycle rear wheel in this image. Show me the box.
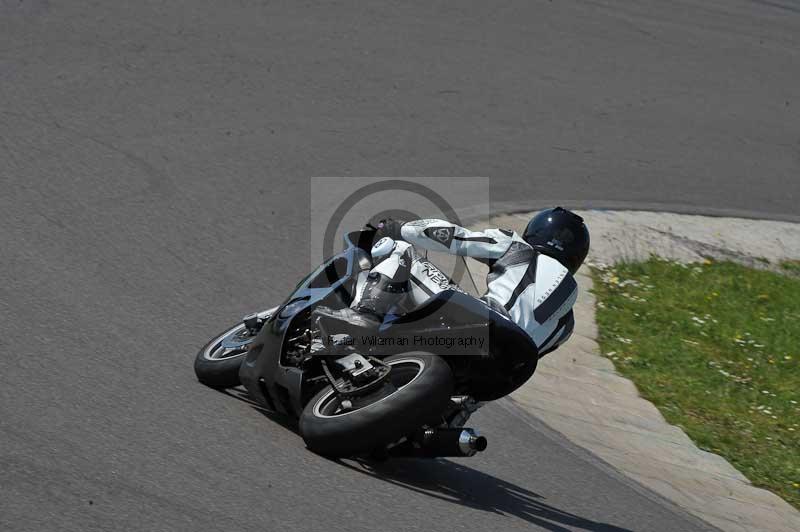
[299,352,454,457]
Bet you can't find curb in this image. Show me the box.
[467,210,800,532]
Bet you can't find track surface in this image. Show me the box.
[2,1,798,531]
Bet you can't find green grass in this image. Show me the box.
[781,260,800,275]
[591,258,800,508]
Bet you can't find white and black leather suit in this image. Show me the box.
[350,219,577,357]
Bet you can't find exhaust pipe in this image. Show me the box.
[387,428,488,458]
[457,428,488,456]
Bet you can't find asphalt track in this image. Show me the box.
[1,1,798,531]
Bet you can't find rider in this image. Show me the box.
[333,207,589,358]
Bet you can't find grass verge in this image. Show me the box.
[592,258,800,508]
[781,260,800,276]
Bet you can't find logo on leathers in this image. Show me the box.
[432,227,452,243]
[424,226,455,247]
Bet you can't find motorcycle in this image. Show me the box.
[194,228,540,458]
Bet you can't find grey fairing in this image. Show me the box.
[238,231,371,417]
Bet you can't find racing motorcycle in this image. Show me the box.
[194,228,540,458]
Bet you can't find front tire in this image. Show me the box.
[194,323,253,388]
[299,352,454,457]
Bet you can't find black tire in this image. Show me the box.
[299,352,454,457]
[194,323,252,388]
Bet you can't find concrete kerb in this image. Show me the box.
[466,209,800,532]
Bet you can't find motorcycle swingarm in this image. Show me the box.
[320,353,391,398]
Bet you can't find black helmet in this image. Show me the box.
[523,207,590,274]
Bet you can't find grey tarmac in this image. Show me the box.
[2,1,798,531]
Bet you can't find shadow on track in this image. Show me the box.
[219,387,298,431]
[219,387,629,531]
[338,458,633,532]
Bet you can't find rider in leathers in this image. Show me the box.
[345,207,590,358]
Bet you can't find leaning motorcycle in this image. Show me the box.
[194,228,539,458]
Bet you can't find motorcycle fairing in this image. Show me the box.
[238,231,372,416]
[380,289,540,400]
[238,229,541,415]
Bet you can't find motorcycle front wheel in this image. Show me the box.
[299,352,454,457]
[193,323,255,388]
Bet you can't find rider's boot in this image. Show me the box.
[314,237,413,333]
[350,237,413,319]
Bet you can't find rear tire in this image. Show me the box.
[299,352,453,457]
